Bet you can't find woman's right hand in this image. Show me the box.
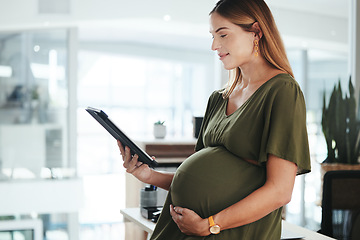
[117,140,153,183]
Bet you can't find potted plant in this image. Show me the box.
[321,76,360,172]
[153,121,166,139]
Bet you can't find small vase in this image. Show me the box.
[153,124,166,139]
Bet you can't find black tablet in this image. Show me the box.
[86,107,158,168]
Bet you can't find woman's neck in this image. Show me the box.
[239,58,284,87]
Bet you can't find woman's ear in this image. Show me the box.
[252,22,263,40]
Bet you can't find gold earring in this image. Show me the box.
[254,40,259,57]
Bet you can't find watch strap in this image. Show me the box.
[208,216,215,227]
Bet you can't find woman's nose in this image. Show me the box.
[211,39,219,51]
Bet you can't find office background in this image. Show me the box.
[0,0,358,239]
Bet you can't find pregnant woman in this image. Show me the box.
[118,0,311,239]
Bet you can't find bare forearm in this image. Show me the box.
[145,170,174,191]
[214,183,290,230]
[214,156,297,230]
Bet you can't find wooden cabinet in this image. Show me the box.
[145,143,195,159]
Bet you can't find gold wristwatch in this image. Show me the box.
[208,216,221,234]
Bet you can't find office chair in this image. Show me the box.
[320,170,360,240]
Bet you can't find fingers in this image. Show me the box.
[170,204,184,224]
[171,205,184,215]
[170,205,181,224]
[117,140,125,159]
[117,141,149,177]
[170,205,208,236]
[170,205,192,235]
[124,153,140,173]
[118,143,139,172]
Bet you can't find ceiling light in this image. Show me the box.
[34,45,40,52]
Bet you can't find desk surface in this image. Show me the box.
[121,208,335,240]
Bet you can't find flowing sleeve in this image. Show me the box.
[260,81,311,175]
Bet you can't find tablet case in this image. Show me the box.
[86,107,158,168]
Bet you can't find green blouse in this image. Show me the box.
[150,73,311,240]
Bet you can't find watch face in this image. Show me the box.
[210,224,221,234]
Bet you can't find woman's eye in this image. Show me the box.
[220,34,227,38]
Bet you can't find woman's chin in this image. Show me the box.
[221,61,237,70]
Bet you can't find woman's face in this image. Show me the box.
[210,12,255,70]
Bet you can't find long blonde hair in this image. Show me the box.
[210,0,293,99]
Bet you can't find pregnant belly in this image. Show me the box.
[170,146,266,218]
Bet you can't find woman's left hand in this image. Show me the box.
[169,204,209,236]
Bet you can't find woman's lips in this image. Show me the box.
[219,53,229,60]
